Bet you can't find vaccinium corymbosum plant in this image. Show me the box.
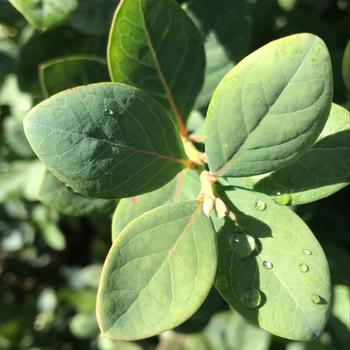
[22,0,350,343]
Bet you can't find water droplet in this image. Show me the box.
[263,260,273,269]
[229,233,256,258]
[240,288,262,309]
[303,249,312,255]
[299,263,309,273]
[311,294,321,304]
[275,192,292,205]
[255,200,267,211]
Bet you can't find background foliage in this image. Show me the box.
[0,0,349,349]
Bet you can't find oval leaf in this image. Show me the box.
[24,83,187,199]
[205,33,333,177]
[112,168,200,240]
[253,103,350,204]
[108,0,205,132]
[185,0,251,109]
[342,40,350,93]
[96,201,217,340]
[39,55,109,97]
[215,188,331,340]
[39,168,116,217]
[9,0,78,30]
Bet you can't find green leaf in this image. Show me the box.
[38,169,116,217]
[69,0,118,36]
[253,103,350,205]
[9,0,78,31]
[96,201,217,340]
[185,0,251,109]
[204,311,271,350]
[332,285,350,329]
[215,188,331,340]
[205,33,333,178]
[4,116,34,158]
[69,313,99,339]
[39,55,109,97]
[112,168,200,240]
[0,161,38,202]
[23,83,186,199]
[32,205,66,251]
[107,0,205,132]
[342,40,350,93]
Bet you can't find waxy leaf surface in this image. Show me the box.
[39,169,116,217]
[185,0,251,109]
[40,55,109,96]
[108,0,205,131]
[205,33,333,177]
[97,201,217,340]
[24,83,186,199]
[112,168,200,240]
[253,104,350,204]
[215,188,331,340]
[9,0,78,30]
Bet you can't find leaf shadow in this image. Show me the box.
[254,129,350,195]
[215,191,273,326]
[187,0,250,63]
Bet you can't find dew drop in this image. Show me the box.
[311,294,321,304]
[275,192,292,205]
[240,288,262,309]
[299,263,309,273]
[303,249,312,255]
[255,200,267,211]
[229,233,256,258]
[263,260,273,269]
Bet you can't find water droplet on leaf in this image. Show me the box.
[255,200,267,211]
[299,263,309,273]
[275,192,292,205]
[240,288,262,309]
[303,249,312,255]
[229,233,256,258]
[311,294,321,304]
[263,260,273,269]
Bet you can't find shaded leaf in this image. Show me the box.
[39,55,109,97]
[204,311,271,350]
[96,201,217,340]
[69,0,118,36]
[108,0,205,132]
[112,168,200,240]
[9,0,78,31]
[342,40,350,93]
[39,168,116,217]
[215,188,331,340]
[205,33,333,177]
[253,103,350,204]
[3,116,34,158]
[24,83,186,199]
[185,0,251,109]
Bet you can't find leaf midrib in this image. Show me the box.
[107,203,202,333]
[28,121,187,166]
[137,0,187,136]
[214,37,318,176]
